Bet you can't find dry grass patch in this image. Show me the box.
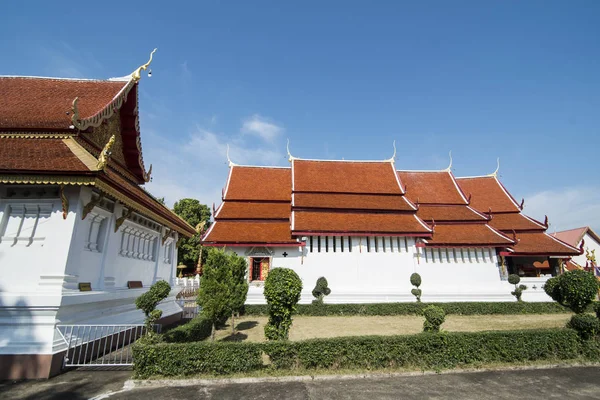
[213,314,572,342]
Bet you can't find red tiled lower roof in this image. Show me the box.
[225,166,291,201]
[0,77,128,130]
[509,232,580,255]
[489,212,546,231]
[216,201,290,220]
[293,159,403,194]
[398,171,467,205]
[293,211,431,235]
[425,224,515,246]
[203,221,295,244]
[0,138,90,172]
[417,205,487,222]
[457,176,521,213]
[294,192,414,211]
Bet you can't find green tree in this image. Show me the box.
[135,280,172,337]
[264,268,303,340]
[508,274,527,302]
[229,253,249,334]
[410,273,422,302]
[196,248,232,341]
[173,199,211,269]
[544,270,599,314]
[311,277,331,305]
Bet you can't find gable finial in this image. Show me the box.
[445,151,453,171]
[131,48,157,82]
[226,144,236,167]
[391,140,397,161]
[287,138,296,162]
[489,157,500,177]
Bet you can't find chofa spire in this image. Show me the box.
[488,157,500,177]
[131,48,157,82]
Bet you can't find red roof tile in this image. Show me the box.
[293,211,431,234]
[398,171,466,204]
[0,77,129,130]
[203,221,295,244]
[225,166,291,201]
[216,201,290,220]
[489,213,546,232]
[0,138,90,172]
[294,193,414,211]
[417,205,488,222]
[510,232,580,255]
[456,176,521,213]
[426,224,514,246]
[293,160,402,194]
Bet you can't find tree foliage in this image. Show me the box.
[172,198,211,269]
[567,314,600,340]
[229,252,249,333]
[508,274,527,302]
[312,277,331,304]
[264,268,303,340]
[422,305,446,332]
[410,273,422,302]
[135,280,171,337]
[197,248,232,340]
[544,270,599,314]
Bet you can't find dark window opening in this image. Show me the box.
[310,236,313,253]
[348,237,352,252]
[318,236,321,252]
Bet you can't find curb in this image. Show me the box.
[126,362,600,388]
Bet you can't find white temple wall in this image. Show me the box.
[571,232,600,267]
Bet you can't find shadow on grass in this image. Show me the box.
[236,321,259,331]
[220,332,249,342]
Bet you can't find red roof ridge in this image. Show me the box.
[0,75,130,82]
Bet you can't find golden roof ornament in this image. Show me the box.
[96,135,116,171]
[488,157,500,177]
[131,48,157,82]
[143,164,153,182]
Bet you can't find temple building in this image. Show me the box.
[203,148,582,304]
[552,227,600,276]
[0,52,195,379]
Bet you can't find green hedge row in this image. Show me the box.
[243,302,573,316]
[163,316,212,343]
[133,328,600,378]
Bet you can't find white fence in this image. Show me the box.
[175,274,200,289]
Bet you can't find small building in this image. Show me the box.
[552,227,600,275]
[202,150,582,304]
[0,56,196,379]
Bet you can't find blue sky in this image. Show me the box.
[2,1,599,231]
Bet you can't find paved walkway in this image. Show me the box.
[1,366,600,399]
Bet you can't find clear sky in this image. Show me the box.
[2,1,599,231]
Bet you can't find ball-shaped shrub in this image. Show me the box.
[422,305,446,333]
[544,270,599,314]
[312,276,331,304]
[410,273,422,288]
[264,268,303,340]
[567,314,600,340]
[135,280,171,317]
[508,274,521,285]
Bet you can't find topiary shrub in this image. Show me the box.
[567,314,600,340]
[312,277,331,305]
[264,268,303,340]
[135,280,171,330]
[410,273,422,302]
[544,270,599,314]
[508,274,527,302]
[422,305,445,332]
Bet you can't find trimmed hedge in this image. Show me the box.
[243,302,574,317]
[133,328,600,378]
[163,316,212,343]
[133,341,263,378]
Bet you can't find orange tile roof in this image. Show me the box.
[0,137,90,172]
[293,211,431,235]
[417,205,488,222]
[456,176,521,213]
[426,224,514,246]
[294,192,414,211]
[398,171,466,204]
[293,160,403,194]
[216,201,290,220]
[488,212,546,232]
[510,232,580,255]
[203,221,295,244]
[0,77,129,130]
[225,166,291,201]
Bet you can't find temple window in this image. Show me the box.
[250,257,270,281]
[309,236,314,252]
[382,237,387,252]
[396,237,402,252]
[348,236,352,252]
[163,241,173,264]
[424,248,429,263]
[404,237,409,252]
[438,248,443,262]
[318,236,321,252]
[366,237,371,252]
[452,248,458,263]
[482,248,487,262]
[0,203,52,246]
[374,237,379,252]
[325,236,329,252]
[474,248,480,263]
[333,236,337,252]
[341,236,344,252]
[83,212,108,253]
[467,249,473,263]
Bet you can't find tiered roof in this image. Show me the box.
[456,175,580,256]
[202,166,297,246]
[0,69,195,237]
[291,159,431,237]
[397,170,515,247]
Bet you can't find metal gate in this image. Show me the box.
[56,324,160,367]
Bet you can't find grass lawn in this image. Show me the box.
[213,314,572,342]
